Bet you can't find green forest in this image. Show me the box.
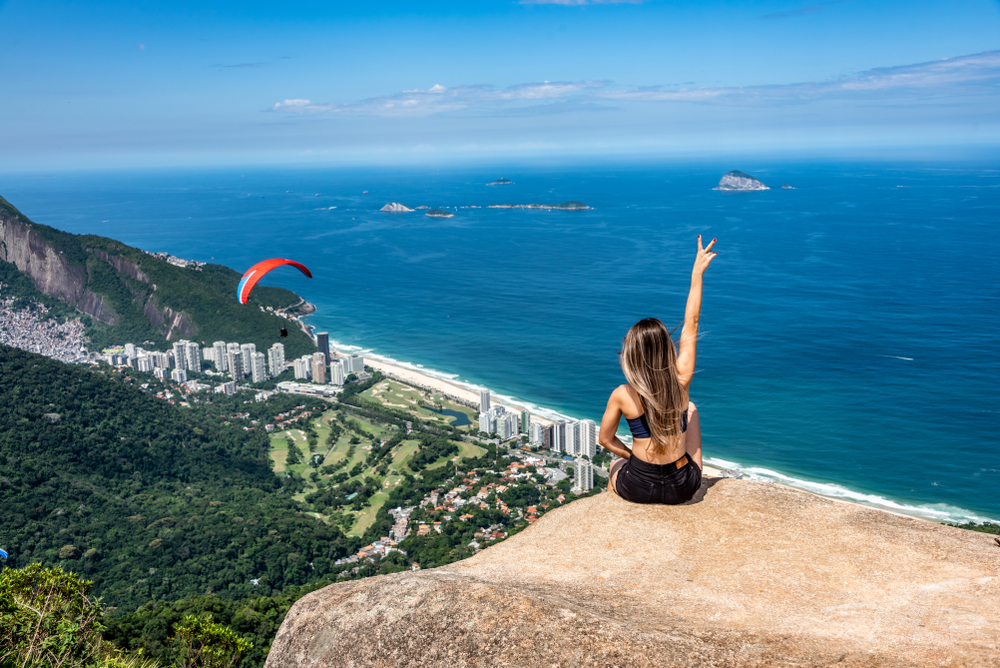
[0,344,547,666]
[0,345,367,611]
[0,194,315,357]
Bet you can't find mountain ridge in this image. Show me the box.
[0,194,315,356]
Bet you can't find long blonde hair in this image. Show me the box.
[620,318,687,454]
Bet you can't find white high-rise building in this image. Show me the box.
[551,421,566,453]
[564,421,579,456]
[268,343,285,378]
[497,413,518,440]
[479,412,493,434]
[203,347,215,365]
[226,349,244,381]
[311,352,326,384]
[330,359,345,385]
[124,343,137,359]
[250,352,268,383]
[173,341,188,370]
[150,351,171,369]
[213,341,228,372]
[185,342,202,372]
[171,368,188,383]
[340,355,364,375]
[240,343,256,375]
[479,390,491,414]
[293,355,312,380]
[529,422,543,446]
[574,458,594,491]
[136,356,154,372]
[578,419,597,458]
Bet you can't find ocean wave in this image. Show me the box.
[704,458,998,525]
[317,330,995,526]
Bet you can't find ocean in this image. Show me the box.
[4,159,998,523]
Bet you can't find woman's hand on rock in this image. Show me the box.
[693,235,718,275]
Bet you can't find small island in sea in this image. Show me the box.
[714,170,769,191]
[781,184,795,189]
[380,202,413,212]
[426,208,454,218]
[488,201,590,210]
[487,177,514,186]
[415,205,429,209]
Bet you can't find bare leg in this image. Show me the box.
[685,402,703,469]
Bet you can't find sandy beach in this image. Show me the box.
[360,356,723,476]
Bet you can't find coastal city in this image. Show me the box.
[0,287,603,508]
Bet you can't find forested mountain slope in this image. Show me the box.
[0,194,314,355]
[0,346,360,610]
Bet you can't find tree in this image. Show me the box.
[175,615,254,668]
[0,564,104,668]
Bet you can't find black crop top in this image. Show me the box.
[626,410,688,440]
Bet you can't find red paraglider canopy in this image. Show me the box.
[237,259,312,304]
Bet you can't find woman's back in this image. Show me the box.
[616,384,694,465]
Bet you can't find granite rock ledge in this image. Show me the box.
[265,479,1000,668]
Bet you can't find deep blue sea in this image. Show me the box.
[3,160,998,522]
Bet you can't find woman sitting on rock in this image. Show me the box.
[599,235,718,504]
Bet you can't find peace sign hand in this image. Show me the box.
[693,235,718,276]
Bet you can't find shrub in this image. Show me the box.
[0,563,105,668]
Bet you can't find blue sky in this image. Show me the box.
[2,0,999,168]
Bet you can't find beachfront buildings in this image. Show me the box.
[479,389,490,414]
[574,458,594,491]
[529,422,543,446]
[317,332,330,365]
[331,359,345,385]
[578,419,597,457]
[293,355,312,380]
[311,353,326,384]
[268,343,285,378]
[250,352,268,383]
[212,341,228,372]
[240,343,256,375]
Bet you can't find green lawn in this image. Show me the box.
[349,490,390,537]
[362,379,476,429]
[268,402,482,536]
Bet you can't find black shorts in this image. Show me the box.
[613,454,702,505]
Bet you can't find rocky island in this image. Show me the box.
[781,184,795,189]
[714,170,769,191]
[486,177,514,186]
[380,202,413,213]
[488,201,590,211]
[425,209,454,218]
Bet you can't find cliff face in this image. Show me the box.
[0,203,193,337]
[0,215,117,324]
[266,480,1000,668]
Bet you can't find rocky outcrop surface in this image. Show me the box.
[89,248,151,284]
[0,215,116,323]
[266,480,1000,668]
[715,170,769,191]
[142,296,196,341]
[380,203,413,213]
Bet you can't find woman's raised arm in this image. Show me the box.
[676,235,718,389]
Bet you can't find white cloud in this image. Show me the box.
[270,51,1000,119]
[601,51,1000,103]
[270,81,609,117]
